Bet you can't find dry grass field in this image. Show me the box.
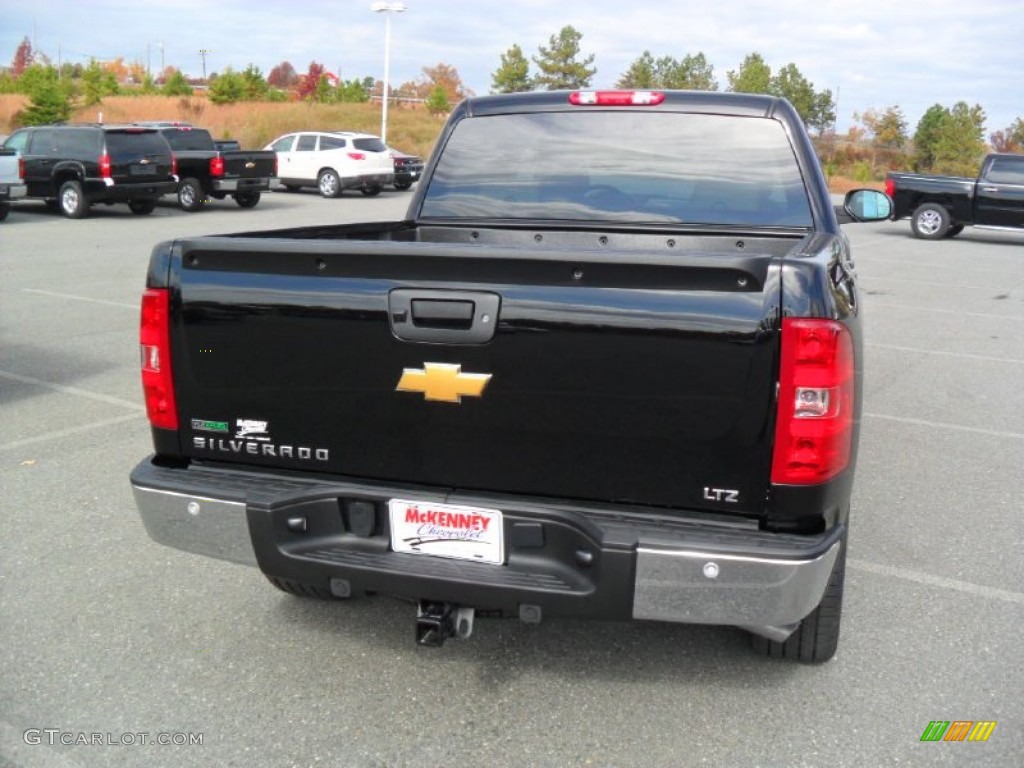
[0,94,445,157]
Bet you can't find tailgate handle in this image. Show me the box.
[389,290,500,344]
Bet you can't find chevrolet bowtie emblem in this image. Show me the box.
[396,363,492,403]
[245,161,256,169]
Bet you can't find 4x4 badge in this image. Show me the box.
[396,363,492,403]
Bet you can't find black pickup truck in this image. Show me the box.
[886,153,1024,239]
[147,125,277,211]
[129,90,889,662]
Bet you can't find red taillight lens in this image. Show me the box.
[140,288,178,430]
[99,154,112,178]
[18,156,25,181]
[569,90,665,106]
[171,154,178,177]
[884,178,895,197]
[347,152,366,161]
[210,156,225,177]
[771,318,854,485]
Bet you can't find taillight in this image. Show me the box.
[569,90,665,106]
[771,318,854,485]
[210,156,225,177]
[884,178,895,197]
[140,288,178,430]
[18,156,25,181]
[171,154,178,177]
[347,152,366,161]
[99,153,112,178]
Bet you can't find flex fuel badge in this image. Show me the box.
[191,417,329,462]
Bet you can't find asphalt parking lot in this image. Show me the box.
[1,191,1021,767]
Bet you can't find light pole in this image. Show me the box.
[371,1,406,143]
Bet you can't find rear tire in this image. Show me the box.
[360,184,382,197]
[0,203,9,221]
[393,181,412,191]
[750,533,846,663]
[59,180,88,218]
[944,224,964,238]
[128,199,156,215]
[317,169,341,198]
[178,178,204,212]
[234,191,261,208]
[910,202,950,239]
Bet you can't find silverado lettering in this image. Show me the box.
[130,90,891,663]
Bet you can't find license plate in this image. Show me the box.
[131,164,157,175]
[388,499,503,564]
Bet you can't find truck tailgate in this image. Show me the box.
[168,235,792,515]
[222,151,276,178]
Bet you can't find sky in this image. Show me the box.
[3,0,1022,136]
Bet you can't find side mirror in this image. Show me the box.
[835,189,892,224]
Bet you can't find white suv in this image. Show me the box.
[266,131,395,197]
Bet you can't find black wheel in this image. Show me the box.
[751,534,846,663]
[178,178,204,212]
[0,203,9,221]
[945,224,964,238]
[234,191,261,208]
[360,184,382,197]
[58,180,88,218]
[910,202,950,239]
[393,181,412,191]
[317,169,341,198]
[128,199,156,215]
[266,575,340,600]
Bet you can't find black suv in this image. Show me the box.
[1,124,178,218]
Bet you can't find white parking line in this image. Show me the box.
[21,288,137,310]
[864,412,1024,440]
[0,413,145,453]
[867,343,1024,365]
[868,302,1024,322]
[849,558,1024,606]
[0,370,144,412]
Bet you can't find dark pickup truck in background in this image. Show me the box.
[130,90,890,663]
[886,153,1024,239]
[145,124,277,211]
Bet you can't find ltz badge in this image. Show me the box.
[395,363,492,403]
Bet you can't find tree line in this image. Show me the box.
[4,30,1021,178]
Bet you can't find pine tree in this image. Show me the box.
[491,45,532,94]
[532,26,596,90]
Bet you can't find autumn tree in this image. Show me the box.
[491,44,532,94]
[336,78,370,103]
[990,118,1024,153]
[858,106,908,149]
[533,26,596,90]
[726,52,771,94]
[12,36,34,77]
[268,61,298,89]
[297,61,325,100]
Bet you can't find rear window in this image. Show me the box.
[421,111,812,227]
[161,128,214,151]
[352,137,387,153]
[986,157,1024,185]
[319,135,347,151]
[55,130,101,156]
[105,130,171,160]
